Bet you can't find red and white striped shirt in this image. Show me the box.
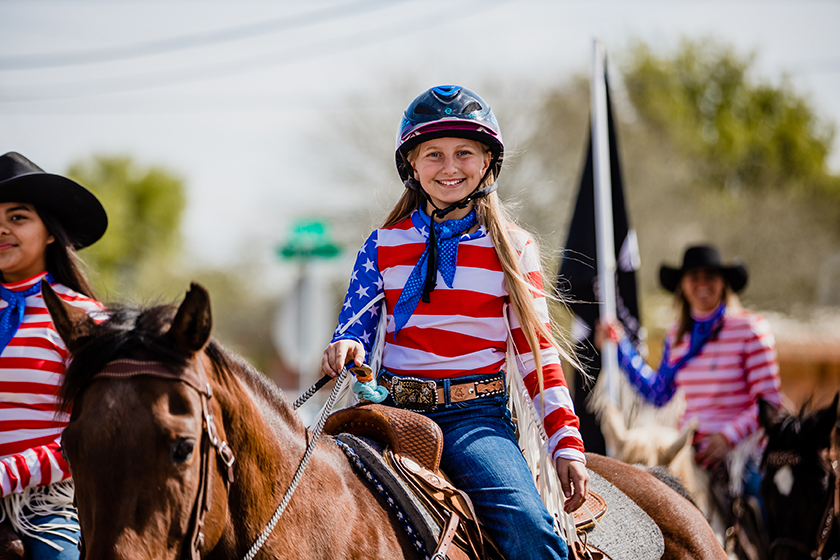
[667,308,782,445]
[0,272,103,497]
[332,210,584,463]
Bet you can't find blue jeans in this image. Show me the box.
[381,372,569,560]
[20,511,80,560]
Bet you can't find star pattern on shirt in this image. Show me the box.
[332,230,384,354]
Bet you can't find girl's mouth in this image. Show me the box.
[437,179,465,187]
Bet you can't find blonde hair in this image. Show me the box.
[382,180,580,408]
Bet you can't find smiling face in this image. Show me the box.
[680,267,725,314]
[410,137,492,220]
[0,202,54,283]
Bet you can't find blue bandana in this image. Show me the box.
[0,274,53,355]
[660,303,726,379]
[392,210,477,333]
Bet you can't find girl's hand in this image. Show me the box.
[321,339,365,378]
[555,457,589,513]
[594,320,624,349]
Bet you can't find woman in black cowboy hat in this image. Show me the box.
[599,244,782,532]
[0,152,107,559]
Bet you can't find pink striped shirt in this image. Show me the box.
[0,272,103,497]
[666,308,782,445]
[332,210,584,462]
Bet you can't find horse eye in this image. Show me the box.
[170,438,196,464]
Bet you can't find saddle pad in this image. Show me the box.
[335,434,441,551]
[580,469,664,560]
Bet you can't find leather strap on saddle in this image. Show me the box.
[324,403,443,472]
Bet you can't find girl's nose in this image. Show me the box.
[442,156,457,174]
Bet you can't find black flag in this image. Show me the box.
[558,72,643,455]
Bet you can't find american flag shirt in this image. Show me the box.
[331,209,585,462]
[0,272,103,497]
[617,305,782,446]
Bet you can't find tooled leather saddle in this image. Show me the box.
[324,403,610,560]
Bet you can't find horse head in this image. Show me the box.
[45,283,246,560]
[759,393,839,560]
[600,404,710,516]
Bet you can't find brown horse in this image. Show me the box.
[44,282,726,560]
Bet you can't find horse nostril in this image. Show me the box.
[171,438,196,464]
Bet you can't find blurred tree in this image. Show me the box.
[66,155,186,299]
[623,38,840,196]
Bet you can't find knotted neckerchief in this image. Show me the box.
[659,303,726,380]
[392,209,478,333]
[0,274,53,355]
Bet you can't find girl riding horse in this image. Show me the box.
[0,152,107,559]
[321,85,588,559]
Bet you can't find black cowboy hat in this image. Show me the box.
[0,152,107,248]
[659,245,748,293]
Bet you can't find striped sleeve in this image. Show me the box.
[509,235,584,463]
[0,278,103,497]
[0,437,68,497]
[719,314,782,445]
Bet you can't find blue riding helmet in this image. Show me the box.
[395,85,504,184]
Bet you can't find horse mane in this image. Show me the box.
[646,465,699,509]
[60,303,297,426]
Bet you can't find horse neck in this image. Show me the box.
[204,353,311,526]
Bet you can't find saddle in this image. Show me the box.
[325,403,500,560]
[324,404,613,560]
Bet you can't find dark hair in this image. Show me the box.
[36,209,97,299]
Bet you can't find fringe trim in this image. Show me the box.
[503,305,577,544]
[0,481,79,551]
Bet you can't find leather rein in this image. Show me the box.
[766,450,837,560]
[76,358,236,560]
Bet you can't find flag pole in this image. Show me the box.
[591,38,619,406]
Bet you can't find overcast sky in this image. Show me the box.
[2,0,839,269]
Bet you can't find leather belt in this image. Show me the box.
[378,372,505,412]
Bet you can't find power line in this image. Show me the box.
[0,0,506,104]
[0,0,409,70]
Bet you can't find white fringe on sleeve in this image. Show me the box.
[0,480,79,551]
[503,306,578,545]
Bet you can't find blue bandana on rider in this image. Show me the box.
[392,209,477,333]
[0,273,54,355]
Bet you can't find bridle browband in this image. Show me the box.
[765,450,837,560]
[77,358,236,560]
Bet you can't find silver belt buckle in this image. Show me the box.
[390,376,439,412]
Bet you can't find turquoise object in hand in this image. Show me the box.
[353,380,389,403]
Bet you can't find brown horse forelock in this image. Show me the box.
[61,302,419,560]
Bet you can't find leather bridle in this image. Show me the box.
[766,450,836,560]
[75,358,236,560]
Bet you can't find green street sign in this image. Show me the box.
[277,219,342,260]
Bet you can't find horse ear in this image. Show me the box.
[167,283,213,355]
[810,393,840,448]
[41,279,97,354]
[758,397,782,432]
[662,417,697,465]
